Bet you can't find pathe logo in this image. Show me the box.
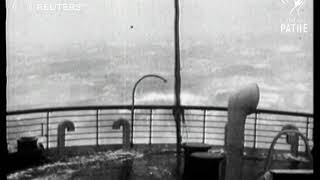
[280,0,308,33]
[281,0,305,17]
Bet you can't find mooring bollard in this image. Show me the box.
[112,118,131,150]
[57,120,75,154]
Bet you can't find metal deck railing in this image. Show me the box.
[6,105,313,152]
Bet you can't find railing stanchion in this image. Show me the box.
[46,112,50,150]
[202,109,207,143]
[253,112,258,149]
[149,109,153,145]
[41,123,44,136]
[131,108,134,148]
[96,109,99,146]
[305,117,309,141]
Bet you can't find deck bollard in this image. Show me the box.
[112,118,131,150]
[225,83,260,180]
[57,120,75,154]
[182,143,212,180]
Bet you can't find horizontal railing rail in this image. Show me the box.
[7,105,313,116]
[6,105,313,153]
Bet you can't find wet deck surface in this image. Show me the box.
[7,149,311,180]
[7,150,179,180]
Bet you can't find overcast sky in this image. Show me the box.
[6,0,313,44]
[6,0,313,113]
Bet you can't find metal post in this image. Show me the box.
[131,106,134,148]
[149,109,153,145]
[46,112,50,149]
[96,109,99,146]
[2,6,7,177]
[253,112,258,149]
[41,123,44,136]
[305,117,309,141]
[202,109,207,143]
[174,0,182,175]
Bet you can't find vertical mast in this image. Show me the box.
[2,2,7,178]
[174,0,182,175]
